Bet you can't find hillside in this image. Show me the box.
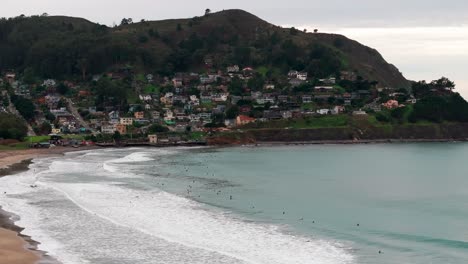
[0,9,408,88]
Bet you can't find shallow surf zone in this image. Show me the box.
[0,148,354,264]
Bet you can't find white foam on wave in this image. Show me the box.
[0,149,354,264]
[0,161,87,264]
[46,181,354,264]
[108,152,155,163]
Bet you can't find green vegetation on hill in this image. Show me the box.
[0,113,28,140]
[0,10,408,88]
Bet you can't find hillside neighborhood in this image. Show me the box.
[1,62,456,146]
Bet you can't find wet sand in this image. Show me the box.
[0,228,39,264]
[0,147,96,173]
[0,146,97,264]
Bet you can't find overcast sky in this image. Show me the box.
[2,0,468,97]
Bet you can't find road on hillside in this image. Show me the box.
[64,98,97,135]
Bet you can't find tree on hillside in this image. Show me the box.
[10,95,35,121]
[205,9,211,15]
[0,113,28,140]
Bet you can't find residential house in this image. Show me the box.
[148,134,158,143]
[51,126,62,134]
[297,72,308,81]
[139,94,152,101]
[43,79,57,87]
[407,97,417,104]
[173,95,188,104]
[231,96,242,105]
[213,105,226,114]
[190,95,200,106]
[120,117,134,126]
[263,110,282,120]
[109,111,120,124]
[227,65,240,73]
[352,110,367,116]
[212,93,229,102]
[151,111,161,121]
[198,112,212,120]
[5,72,16,84]
[160,96,173,106]
[200,94,212,104]
[164,110,174,121]
[314,86,334,92]
[302,95,313,103]
[281,110,293,119]
[288,70,298,79]
[236,115,256,126]
[319,77,336,85]
[331,106,345,115]
[251,91,263,99]
[146,74,154,82]
[115,124,127,134]
[277,95,289,103]
[200,75,215,84]
[224,119,236,127]
[101,125,116,134]
[316,109,330,115]
[242,67,254,77]
[134,112,144,119]
[382,100,400,109]
[172,77,183,87]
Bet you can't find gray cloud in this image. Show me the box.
[1,0,467,27]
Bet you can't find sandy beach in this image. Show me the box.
[0,146,97,264]
[0,229,39,264]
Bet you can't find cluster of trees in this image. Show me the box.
[374,78,468,124]
[410,93,468,123]
[409,77,467,123]
[0,113,28,140]
[10,95,35,121]
[92,77,128,108]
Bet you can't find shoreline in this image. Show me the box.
[0,146,97,264]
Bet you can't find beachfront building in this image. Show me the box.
[236,115,256,126]
[148,134,158,144]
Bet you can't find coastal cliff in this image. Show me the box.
[207,123,468,145]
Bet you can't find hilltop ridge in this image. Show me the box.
[0,9,408,88]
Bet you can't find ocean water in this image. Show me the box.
[1,144,468,263]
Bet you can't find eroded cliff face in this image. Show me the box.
[207,123,468,145]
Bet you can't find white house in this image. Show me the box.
[302,95,313,103]
[314,86,334,92]
[101,125,116,134]
[43,79,57,87]
[331,106,345,115]
[352,110,367,116]
[316,109,330,115]
[227,65,240,73]
[297,72,308,81]
[288,70,298,78]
